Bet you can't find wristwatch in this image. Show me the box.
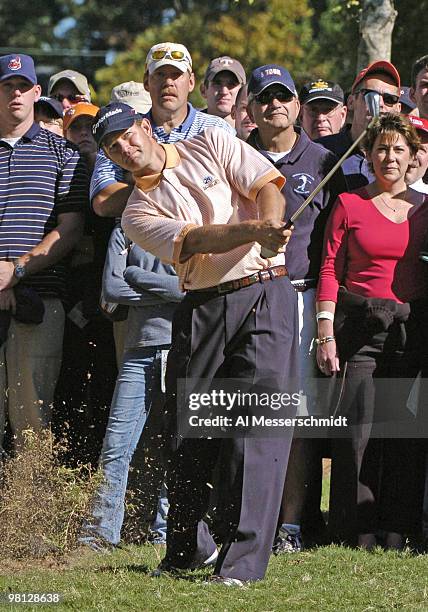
[13,261,27,280]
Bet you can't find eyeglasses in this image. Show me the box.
[51,93,89,104]
[254,89,295,105]
[150,49,189,62]
[356,88,399,107]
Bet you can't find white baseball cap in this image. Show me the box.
[110,81,152,114]
[145,42,192,75]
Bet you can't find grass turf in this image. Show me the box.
[0,543,427,611]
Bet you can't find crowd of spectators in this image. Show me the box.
[0,43,427,584]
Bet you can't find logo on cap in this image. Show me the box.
[310,80,330,91]
[8,57,22,71]
[261,68,282,78]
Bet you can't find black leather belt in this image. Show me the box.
[189,265,288,295]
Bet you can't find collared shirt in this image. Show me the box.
[90,103,235,202]
[122,128,285,290]
[317,126,373,190]
[248,127,347,280]
[0,123,87,298]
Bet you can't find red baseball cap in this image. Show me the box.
[352,60,400,93]
[408,115,428,134]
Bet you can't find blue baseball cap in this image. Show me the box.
[92,102,144,148]
[35,96,63,118]
[247,64,297,99]
[0,54,37,85]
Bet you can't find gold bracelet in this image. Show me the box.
[315,336,335,345]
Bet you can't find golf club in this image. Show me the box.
[261,91,381,259]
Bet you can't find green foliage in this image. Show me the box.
[392,0,428,85]
[317,0,361,90]
[95,0,330,106]
[0,0,67,49]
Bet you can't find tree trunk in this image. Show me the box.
[357,0,397,70]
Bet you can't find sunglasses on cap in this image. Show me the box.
[356,88,399,107]
[150,49,189,61]
[51,93,89,104]
[254,88,295,105]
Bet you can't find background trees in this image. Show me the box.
[0,0,426,102]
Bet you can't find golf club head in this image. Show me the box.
[364,90,381,119]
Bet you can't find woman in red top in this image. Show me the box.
[316,113,428,549]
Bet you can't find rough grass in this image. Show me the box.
[0,429,101,559]
[0,448,426,610]
[0,543,427,611]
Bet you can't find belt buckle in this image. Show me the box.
[217,282,231,295]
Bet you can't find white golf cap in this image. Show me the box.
[110,81,152,114]
[145,42,192,75]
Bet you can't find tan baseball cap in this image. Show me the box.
[48,70,91,100]
[145,42,192,75]
[110,81,152,114]
[204,57,246,85]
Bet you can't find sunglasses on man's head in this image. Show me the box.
[254,88,295,105]
[356,88,399,107]
[51,93,88,103]
[151,49,188,62]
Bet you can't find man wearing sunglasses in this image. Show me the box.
[318,60,401,190]
[91,42,234,218]
[48,69,92,110]
[246,64,346,555]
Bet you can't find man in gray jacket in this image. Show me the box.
[81,224,183,549]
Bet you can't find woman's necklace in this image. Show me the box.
[379,194,398,212]
[378,191,408,213]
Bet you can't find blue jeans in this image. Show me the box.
[82,346,169,545]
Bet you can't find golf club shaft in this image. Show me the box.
[260,116,377,259]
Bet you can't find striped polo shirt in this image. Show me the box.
[0,123,88,299]
[90,103,235,202]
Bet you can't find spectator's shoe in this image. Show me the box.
[272,529,303,554]
[151,548,218,577]
[206,575,245,587]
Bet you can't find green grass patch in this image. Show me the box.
[0,544,427,611]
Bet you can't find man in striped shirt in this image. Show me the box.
[91,41,234,218]
[0,53,86,451]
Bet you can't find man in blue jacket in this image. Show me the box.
[246,64,346,553]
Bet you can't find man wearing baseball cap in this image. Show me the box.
[200,56,246,127]
[0,53,86,453]
[299,79,347,140]
[48,69,91,110]
[110,81,152,115]
[406,115,428,195]
[319,60,401,190]
[90,101,298,585]
[410,55,428,119]
[246,63,346,554]
[63,102,99,169]
[34,96,64,136]
[91,42,233,218]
